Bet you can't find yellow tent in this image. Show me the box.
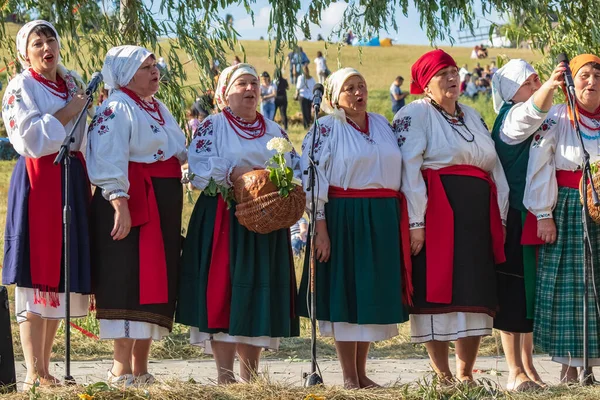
[380,38,393,47]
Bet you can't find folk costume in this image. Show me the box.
[296,68,411,342]
[87,46,187,340]
[490,59,550,333]
[3,20,91,322]
[396,49,509,343]
[176,64,300,353]
[524,54,600,367]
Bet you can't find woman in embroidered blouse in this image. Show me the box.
[524,54,600,383]
[2,20,91,389]
[297,68,411,389]
[87,45,187,386]
[176,63,300,384]
[393,49,509,383]
[490,59,564,390]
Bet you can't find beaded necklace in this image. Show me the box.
[120,87,165,126]
[30,68,68,100]
[429,98,475,143]
[222,107,266,140]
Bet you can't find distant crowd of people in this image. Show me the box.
[458,61,498,99]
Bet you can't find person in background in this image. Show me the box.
[314,51,328,84]
[296,65,316,129]
[490,61,498,75]
[274,68,289,130]
[461,74,478,98]
[186,106,207,138]
[290,217,308,257]
[390,76,409,114]
[259,71,276,121]
[287,50,300,85]
[459,63,469,84]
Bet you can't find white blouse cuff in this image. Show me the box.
[225,164,236,188]
[409,221,425,230]
[316,209,326,220]
[103,188,130,201]
[536,211,553,220]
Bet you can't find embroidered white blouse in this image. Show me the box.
[86,90,187,200]
[393,98,509,229]
[498,97,549,145]
[188,109,301,191]
[524,103,600,220]
[2,69,86,158]
[300,113,403,220]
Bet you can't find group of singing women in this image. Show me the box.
[4,19,600,392]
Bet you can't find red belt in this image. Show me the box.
[128,157,181,305]
[521,170,582,245]
[422,165,505,304]
[328,186,413,305]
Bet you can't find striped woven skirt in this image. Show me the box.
[534,187,600,360]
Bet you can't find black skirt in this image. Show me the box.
[494,206,533,333]
[90,177,182,330]
[411,175,498,317]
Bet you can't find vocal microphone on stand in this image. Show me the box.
[312,83,324,113]
[85,72,103,96]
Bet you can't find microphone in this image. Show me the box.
[85,72,103,96]
[557,53,575,95]
[312,83,324,112]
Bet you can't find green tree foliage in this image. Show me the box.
[0,0,597,127]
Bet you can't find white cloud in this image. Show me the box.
[319,2,347,30]
[236,6,272,31]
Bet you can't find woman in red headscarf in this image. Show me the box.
[392,49,509,383]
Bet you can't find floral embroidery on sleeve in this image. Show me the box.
[392,116,411,148]
[89,105,116,136]
[193,119,213,139]
[153,148,165,161]
[3,88,22,112]
[532,118,556,148]
[301,124,331,154]
[195,138,213,153]
[150,124,160,134]
[7,115,18,132]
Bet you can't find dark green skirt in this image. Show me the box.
[297,197,409,325]
[534,187,600,358]
[176,194,299,338]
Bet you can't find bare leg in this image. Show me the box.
[42,319,61,384]
[500,331,532,390]
[424,341,452,382]
[560,364,577,383]
[211,341,237,384]
[131,339,152,376]
[111,338,135,376]
[334,341,360,389]
[521,333,544,386]
[455,336,481,382]
[356,341,379,388]
[20,313,47,389]
[237,343,262,382]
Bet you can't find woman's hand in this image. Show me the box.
[110,197,131,240]
[54,89,88,126]
[537,218,557,244]
[410,228,425,256]
[313,219,331,262]
[543,63,566,91]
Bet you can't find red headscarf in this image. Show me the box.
[410,49,457,95]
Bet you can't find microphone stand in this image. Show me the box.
[565,84,600,386]
[53,92,94,385]
[303,102,323,387]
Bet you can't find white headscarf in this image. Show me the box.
[214,63,258,110]
[491,59,536,114]
[16,20,61,68]
[322,67,363,120]
[101,45,153,90]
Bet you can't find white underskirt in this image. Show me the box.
[99,319,169,340]
[15,287,89,323]
[318,321,398,342]
[189,327,280,355]
[552,357,600,367]
[410,312,493,343]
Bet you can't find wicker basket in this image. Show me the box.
[580,172,600,224]
[235,185,306,234]
[233,170,278,204]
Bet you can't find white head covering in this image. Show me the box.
[322,67,363,120]
[16,20,61,68]
[214,63,258,110]
[491,59,536,114]
[101,45,153,89]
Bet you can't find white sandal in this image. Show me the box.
[135,373,156,386]
[106,370,135,387]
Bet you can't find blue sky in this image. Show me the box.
[218,0,507,46]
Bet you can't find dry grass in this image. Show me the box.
[1,378,598,400]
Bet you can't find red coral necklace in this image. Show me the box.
[30,68,68,100]
[120,87,165,126]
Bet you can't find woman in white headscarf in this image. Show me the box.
[2,20,91,389]
[176,63,300,385]
[87,45,187,386]
[490,59,563,390]
[297,68,411,389]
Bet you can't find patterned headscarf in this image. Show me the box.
[16,20,61,68]
[321,67,363,120]
[214,63,259,110]
[101,45,153,90]
[410,49,457,95]
[491,59,536,114]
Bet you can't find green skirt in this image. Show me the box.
[297,197,409,325]
[176,194,299,338]
[534,187,600,358]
